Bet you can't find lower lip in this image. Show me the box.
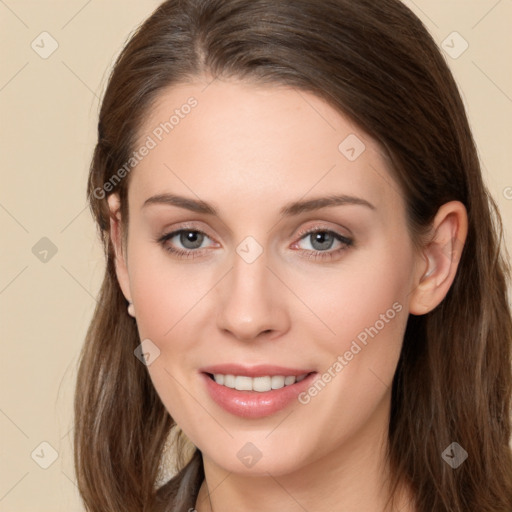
[201,372,317,419]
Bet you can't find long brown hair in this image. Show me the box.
[75,1,512,510]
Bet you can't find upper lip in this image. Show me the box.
[200,364,316,378]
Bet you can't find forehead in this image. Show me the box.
[129,79,403,217]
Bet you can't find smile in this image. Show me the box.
[200,369,318,419]
[208,373,309,392]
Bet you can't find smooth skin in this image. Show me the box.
[108,77,467,512]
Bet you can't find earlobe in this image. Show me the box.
[409,201,468,315]
[107,193,133,305]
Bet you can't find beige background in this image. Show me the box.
[1,1,511,510]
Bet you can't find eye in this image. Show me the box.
[157,228,217,258]
[156,226,353,261]
[292,228,353,261]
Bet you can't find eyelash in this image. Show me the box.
[156,226,353,261]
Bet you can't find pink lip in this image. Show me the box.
[199,363,314,377]
[200,370,318,419]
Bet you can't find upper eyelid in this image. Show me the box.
[162,218,351,235]
[295,224,352,239]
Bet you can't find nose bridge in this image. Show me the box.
[216,239,287,340]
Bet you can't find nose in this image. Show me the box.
[215,250,290,342]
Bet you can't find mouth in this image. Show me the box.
[204,372,313,392]
[199,364,318,419]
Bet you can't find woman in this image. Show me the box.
[74,0,512,511]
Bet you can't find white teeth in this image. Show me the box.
[235,376,253,391]
[271,375,285,389]
[254,376,273,392]
[284,376,296,386]
[212,373,309,392]
[223,374,236,388]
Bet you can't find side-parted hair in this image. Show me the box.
[75,1,512,511]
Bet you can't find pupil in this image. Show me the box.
[181,231,203,249]
[311,232,333,251]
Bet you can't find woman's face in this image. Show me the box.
[113,78,425,476]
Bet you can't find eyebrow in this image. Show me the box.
[142,193,375,216]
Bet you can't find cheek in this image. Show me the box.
[127,242,215,341]
[292,249,412,348]
[288,243,413,413]
[287,262,409,448]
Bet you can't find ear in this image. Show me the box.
[409,201,468,315]
[107,193,132,303]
